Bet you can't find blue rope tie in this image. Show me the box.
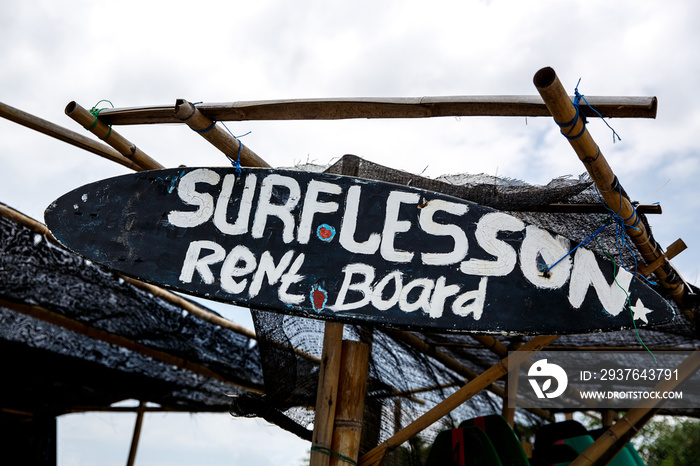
[554,79,622,143]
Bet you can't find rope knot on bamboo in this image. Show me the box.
[86,99,115,140]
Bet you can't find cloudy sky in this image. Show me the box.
[2,0,699,464]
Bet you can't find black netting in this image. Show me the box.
[4,153,700,461]
[0,206,263,412]
[232,155,699,460]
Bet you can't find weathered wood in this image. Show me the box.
[174,99,270,169]
[45,167,675,335]
[310,323,344,466]
[358,335,559,466]
[0,297,263,394]
[524,203,662,215]
[64,101,164,170]
[637,238,687,277]
[0,101,143,171]
[534,67,686,307]
[329,340,370,466]
[569,350,700,465]
[97,95,658,125]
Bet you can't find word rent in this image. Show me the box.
[167,169,636,321]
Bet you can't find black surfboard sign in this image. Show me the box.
[45,167,674,334]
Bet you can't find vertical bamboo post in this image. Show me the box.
[329,340,371,466]
[502,339,523,427]
[65,102,164,171]
[173,99,270,168]
[126,401,146,466]
[533,67,685,305]
[310,323,345,466]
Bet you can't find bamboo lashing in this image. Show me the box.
[65,101,164,170]
[569,350,700,465]
[533,68,687,309]
[97,95,658,126]
[358,335,559,466]
[0,101,143,171]
[174,99,270,168]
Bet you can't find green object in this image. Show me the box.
[459,415,530,466]
[556,435,644,466]
[425,427,503,466]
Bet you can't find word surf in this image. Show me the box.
[45,167,674,334]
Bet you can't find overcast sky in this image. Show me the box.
[2,0,699,464]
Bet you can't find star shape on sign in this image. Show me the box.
[631,298,653,324]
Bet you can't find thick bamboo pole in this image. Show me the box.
[533,67,686,307]
[310,323,345,466]
[329,341,371,466]
[0,101,143,171]
[65,101,164,170]
[174,99,270,168]
[97,95,658,126]
[358,335,558,466]
[570,350,700,466]
[126,401,146,466]
[0,297,263,394]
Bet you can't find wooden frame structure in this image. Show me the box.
[1,67,696,466]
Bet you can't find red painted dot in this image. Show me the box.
[312,288,327,310]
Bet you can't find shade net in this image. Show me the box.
[0,206,263,413]
[229,155,699,462]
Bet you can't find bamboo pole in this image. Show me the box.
[126,401,146,466]
[358,335,558,466]
[173,99,270,168]
[0,101,143,171]
[65,101,164,170]
[533,67,687,307]
[387,330,553,420]
[569,350,700,466]
[310,323,345,466]
[0,297,264,394]
[97,95,658,126]
[329,340,371,466]
[502,339,523,427]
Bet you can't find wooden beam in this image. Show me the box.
[637,238,687,277]
[64,101,164,170]
[0,101,143,171]
[521,203,662,215]
[0,297,263,394]
[358,335,558,466]
[97,95,658,125]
